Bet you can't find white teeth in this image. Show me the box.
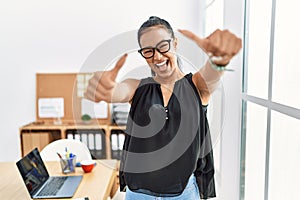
[156,60,167,67]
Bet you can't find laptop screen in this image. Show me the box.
[16,148,49,195]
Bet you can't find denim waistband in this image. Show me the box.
[129,174,196,197]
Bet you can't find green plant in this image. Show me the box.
[81,114,92,121]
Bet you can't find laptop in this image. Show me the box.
[16,148,83,199]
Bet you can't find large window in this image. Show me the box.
[240,0,300,200]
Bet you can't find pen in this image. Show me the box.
[65,147,70,158]
[57,152,62,159]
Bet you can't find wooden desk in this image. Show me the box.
[0,160,118,200]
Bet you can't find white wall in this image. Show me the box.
[0,0,201,161]
[216,0,245,199]
[1,1,245,199]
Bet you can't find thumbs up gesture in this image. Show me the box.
[85,54,128,103]
[178,29,242,66]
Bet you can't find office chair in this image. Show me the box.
[40,139,92,161]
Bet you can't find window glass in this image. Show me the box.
[246,0,272,99]
[242,0,300,200]
[241,102,267,200]
[272,0,300,109]
[268,111,300,200]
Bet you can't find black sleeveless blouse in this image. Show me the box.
[119,73,216,199]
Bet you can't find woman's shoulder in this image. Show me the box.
[138,76,158,86]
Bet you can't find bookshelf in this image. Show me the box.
[20,73,127,159]
[19,121,126,159]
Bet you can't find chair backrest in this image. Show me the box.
[40,139,92,161]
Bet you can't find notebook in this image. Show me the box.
[16,148,83,199]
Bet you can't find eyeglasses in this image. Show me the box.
[138,39,172,59]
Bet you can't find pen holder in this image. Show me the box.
[60,155,76,174]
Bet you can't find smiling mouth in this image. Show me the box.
[155,60,168,68]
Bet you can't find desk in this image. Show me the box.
[0,160,118,200]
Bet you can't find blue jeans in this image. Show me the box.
[125,175,200,200]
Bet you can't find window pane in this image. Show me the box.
[268,111,300,200]
[242,102,267,200]
[272,0,300,109]
[246,0,272,99]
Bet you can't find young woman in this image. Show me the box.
[85,16,242,199]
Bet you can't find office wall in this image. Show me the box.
[217,0,244,199]
[0,0,245,199]
[0,0,202,161]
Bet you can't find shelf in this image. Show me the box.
[19,122,126,159]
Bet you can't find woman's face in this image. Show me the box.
[139,26,178,79]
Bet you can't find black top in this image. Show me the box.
[119,73,216,199]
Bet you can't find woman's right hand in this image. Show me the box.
[84,54,128,103]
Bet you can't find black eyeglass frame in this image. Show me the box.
[138,39,172,59]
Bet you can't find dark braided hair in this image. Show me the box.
[138,16,182,76]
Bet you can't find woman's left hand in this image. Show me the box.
[178,29,242,66]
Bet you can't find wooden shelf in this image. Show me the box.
[20,73,127,159]
[19,121,126,159]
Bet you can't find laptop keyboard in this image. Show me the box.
[38,177,67,196]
